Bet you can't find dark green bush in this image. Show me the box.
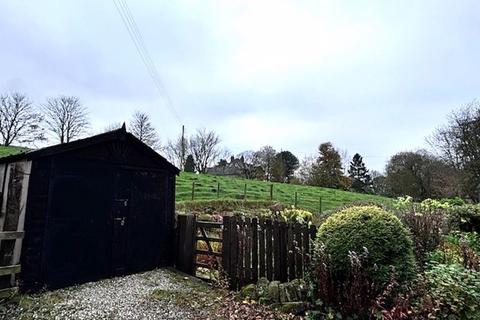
[315,206,415,284]
[439,197,466,206]
[446,231,480,253]
[431,232,480,272]
[448,204,480,232]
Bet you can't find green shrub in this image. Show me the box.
[446,231,480,253]
[448,204,480,232]
[439,197,466,207]
[392,196,414,210]
[420,198,452,210]
[175,199,274,214]
[315,206,415,285]
[424,262,480,319]
[315,200,387,227]
[427,246,464,266]
[281,207,313,223]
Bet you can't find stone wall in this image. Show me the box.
[240,277,309,315]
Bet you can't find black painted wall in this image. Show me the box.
[20,138,176,291]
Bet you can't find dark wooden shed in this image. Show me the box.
[0,126,179,291]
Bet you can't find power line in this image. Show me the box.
[112,0,182,124]
[117,0,164,92]
[115,0,180,122]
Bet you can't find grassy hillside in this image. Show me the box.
[0,146,388,213]
[0,145,27,158]
[176,172,390,213]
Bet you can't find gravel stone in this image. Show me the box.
[3,269,202,320]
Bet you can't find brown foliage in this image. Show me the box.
[398,206,448,267]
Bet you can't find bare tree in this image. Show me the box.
[385,150,459,200]
[253,146,277,181]
[189,129,221,173]
[236,150,257,179]
[165,132,189,170]
[0,93,45,146]
[296,154,315,184]
[428,100,480,200]
[42,96,89,143]
[129,111,160,149]
[339,148,350,174]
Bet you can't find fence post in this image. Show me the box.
[251,218,258,283]
[176,214,197,275]
[279,222,288,282]
[245,217,252,283]
[319,197,322,214]
[273,220,280,280]
[259,219,265,278]
[229,216,239,289]
[217,182,220,198]
[270,184,273,201]
[265,219,273,281]
[294,192,298,208]
[222,216,231,286]
[191,182,196,201]
[244,183,247,199]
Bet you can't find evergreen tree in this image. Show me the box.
[272,151,300,183]
[310,142,344,188]
[184,154,195,173]
[348,153,373,193]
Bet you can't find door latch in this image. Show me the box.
[114,199,129,207]
[114,217,126,226]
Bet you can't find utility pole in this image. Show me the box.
[181,125,185,170]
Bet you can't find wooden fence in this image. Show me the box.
[187,181,324,214]
[176,214,317,289]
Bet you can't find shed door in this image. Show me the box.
[111,198,128,275]
[111,170,131,275]
[112,169,166,275]
[43,162,112,289]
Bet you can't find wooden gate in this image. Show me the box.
[176,214,317,289]
[194,220,222,271]
[176,215,223,278]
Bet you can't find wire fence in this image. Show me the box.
[178,181,326,214]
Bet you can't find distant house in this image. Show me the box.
[207,156,247,177]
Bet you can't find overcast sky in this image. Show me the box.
[1,0,479,171]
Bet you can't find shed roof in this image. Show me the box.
[0,125,180,174]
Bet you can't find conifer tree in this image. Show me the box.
[348,153,373,193]
[272,151,299,183]
[310,142,344,188]
[184,154,195,173]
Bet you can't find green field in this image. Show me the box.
[0,145,27,157]
[176,172,390,213]
[0,146,389,213]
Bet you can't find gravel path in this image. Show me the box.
[1,269,214,320]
